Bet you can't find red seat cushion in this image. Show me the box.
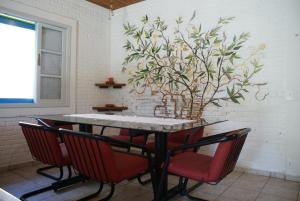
[112,135,146,144]
[113,151,148,181]
[168,152,214,182]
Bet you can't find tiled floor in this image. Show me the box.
[0,164,299,201]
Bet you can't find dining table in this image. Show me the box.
[32,113,225,200]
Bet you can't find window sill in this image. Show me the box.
[0,105,75,118]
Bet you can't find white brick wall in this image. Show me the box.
[0,0,300,181]
[110,0,300,179]
[0,0,111,169]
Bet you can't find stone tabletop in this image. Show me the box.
[33,114,226,133]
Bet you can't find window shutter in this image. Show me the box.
[37,23,66,104]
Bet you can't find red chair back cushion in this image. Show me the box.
[21,123,67,166]
[209,130,247,181]
[119,128,129,136]
[63,134,122,183]
[188,127,204,143]
[168,127,204,148]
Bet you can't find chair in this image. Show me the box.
[157,128,250,201]
[137,127,204,184]
[37,118,74,130]
[146,127,204,152]
[99,128,150,153]
[111,128,148,145]
[59,128,153,201]
[35,118,73,181]
[19,122,72,200]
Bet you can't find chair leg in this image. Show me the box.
[185,194,208,201]
[36,165,64,181]
[178,177,188,195]
[20,185,54,201]
[137,173,152,185]
[67,165,72,179]
[179,177,207,201]
[99,183,115,201]
[53,175,87,191]
[77,182,104,201]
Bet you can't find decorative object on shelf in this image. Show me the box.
[122,13,268,120]
[106,76,115,84]
[92,105,128,112]
[93,77,127,112]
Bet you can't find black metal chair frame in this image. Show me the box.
[138,129,200,185]
[34,119,72,181]
[58,128,155,201]
[99,126,152,186]
[156,128,251,201]
[19,122,81,201]
[99,126,150,152]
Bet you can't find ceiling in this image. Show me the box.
[87,0,144,10]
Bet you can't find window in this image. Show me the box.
[0,12,68,107]
[0,13,35,104]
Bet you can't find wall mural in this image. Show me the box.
[122,13,267,119]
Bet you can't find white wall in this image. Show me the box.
[0,0,111,169]
[110,0,300,180]
[0,0,299,181]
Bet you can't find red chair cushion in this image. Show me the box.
[21,123,71,167]
[111,135,146,145]
[168,129,248,184]
[168,130,189,143]
[119,128,129,136]
[168,152,214,182]
[113,151,148,181]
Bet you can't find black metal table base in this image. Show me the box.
[153,132,168,200]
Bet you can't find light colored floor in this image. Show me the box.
[0,163,299,201]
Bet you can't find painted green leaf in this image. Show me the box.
[190,11,196,22]
[212,101,222,107]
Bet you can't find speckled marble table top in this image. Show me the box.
[33,113,226,133]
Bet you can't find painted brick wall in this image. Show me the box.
[0,0,299,181]
[0,0,111,169]
[110,0,300,180]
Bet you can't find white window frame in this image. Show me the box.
[36,23,69,107]
[0,1,77,117]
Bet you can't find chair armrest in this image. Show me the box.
[101,134,150,153]
[59,128,151,156]
[36,118,64,141]
[36,118,51,127]
[169,128,251,155]
[60,128,154,168]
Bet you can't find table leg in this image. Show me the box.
[153,132,168,201]
[79,124,92,133]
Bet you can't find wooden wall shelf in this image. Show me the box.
[92,106,128,112]
[95,83,126,88]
